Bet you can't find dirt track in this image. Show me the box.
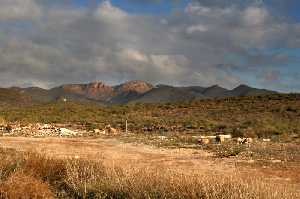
[0,137,235,174]
[1,136,300,186]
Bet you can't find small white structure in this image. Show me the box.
[59,128,77,136]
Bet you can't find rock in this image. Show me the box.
[198,138,210,145]
[105,125,118,135]
[115,80,153,94]
[216,134,232,143]
[58,128,77,136]
[237,137,253,144]
[94,129,106,135]
[271,160,282,163]
[158,136,167,140]
[262,138,271,142]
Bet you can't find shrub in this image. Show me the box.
[0,171,54,199]
[21,153,67,186]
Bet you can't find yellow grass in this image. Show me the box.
[0,147,299,199]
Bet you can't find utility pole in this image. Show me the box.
[125,119,128,134]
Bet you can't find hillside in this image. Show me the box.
[1,94,299,142]
[133,85,198,103]
[0,81,278,105]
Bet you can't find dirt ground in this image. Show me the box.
[0,137,299,185]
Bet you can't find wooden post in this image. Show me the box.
[125,120,128,134]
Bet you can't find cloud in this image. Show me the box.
[243,6,268,26]
[118,48,149,62]
[0,0,41,21]
[94,0,128,22]
[0,0,299,92]
[186,24,208,34]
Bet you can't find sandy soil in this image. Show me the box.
[0,137,234,174]
[0,136,299,185]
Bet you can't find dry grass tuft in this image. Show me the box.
[0,147,299,199]
[0,171,54,199]
[64,161,299,199]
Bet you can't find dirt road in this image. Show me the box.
[1,136,299,185]
[0,137,234,174]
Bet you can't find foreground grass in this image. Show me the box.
[0,148,299,199]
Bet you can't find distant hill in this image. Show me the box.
[202,85,229,98]
[224,84,276,97]
[111,80,154,104]
[0,88,32,106]
[133,85,197,103]
[0,81,278,105]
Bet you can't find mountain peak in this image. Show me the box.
[202,84,228,97]
[87,81,111,89]
[11,81,277,104]
[235,84,251,90]
[116,80,153,94]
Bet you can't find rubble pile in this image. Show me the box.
[0,123,83,137]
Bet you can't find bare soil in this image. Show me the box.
[0,137,299,185]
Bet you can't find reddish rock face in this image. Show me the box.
[116,80,153,94]
[86,82,114,100]
[60,80,153,102]
[62,81,114,101]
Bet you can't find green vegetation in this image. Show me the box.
[1,94,299,142]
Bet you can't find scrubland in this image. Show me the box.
[0,147,299,199]
[0,94,300,198]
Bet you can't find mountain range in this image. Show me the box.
[0,80,277,105]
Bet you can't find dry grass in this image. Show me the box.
[0,171,54,199]
[0,147,299,199]
[65,161,299,199]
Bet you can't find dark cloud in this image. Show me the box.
[0,0,299,92]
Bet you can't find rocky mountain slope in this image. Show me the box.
[0,80,277,105]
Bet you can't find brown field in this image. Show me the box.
[0,136,299,198]
[0,95,300,198]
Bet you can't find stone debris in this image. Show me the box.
[271,160,282,163]
[157,136,167,140]
[0,123,82,137]
[0,122,122,137]
[105,125,118,135]
[262,138,271,142]
[216,134,232,143]
[198,134,232,144]
[94,129,106,135]
[237,137,253,144]
[93,125,119,136]
[59,128,78,136]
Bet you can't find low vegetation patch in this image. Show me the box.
[0,148,299,199]
[1,94,299,143]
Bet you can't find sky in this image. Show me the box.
[0,0,299,92]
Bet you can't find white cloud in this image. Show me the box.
[186,24,208,34]
[118,48,149,62]
[0,0,41,21]
[0,0,298,91]
[243,7,268,26]
[94,0,127,22]
[150,54,188,77]
[185,3,211,15]
[185,2,233,18]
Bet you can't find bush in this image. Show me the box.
[0,171,54,199]
[0,148,299,199]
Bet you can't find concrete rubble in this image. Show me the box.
[198,134,232,144]
[0,123,82,137]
